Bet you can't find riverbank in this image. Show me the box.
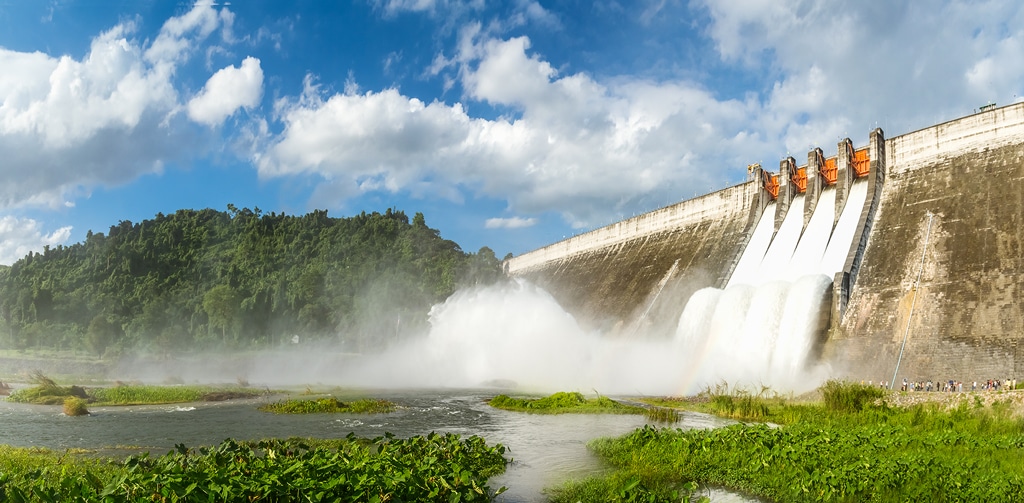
[555,381,1024,502]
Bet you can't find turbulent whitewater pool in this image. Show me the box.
[0,388,758,502]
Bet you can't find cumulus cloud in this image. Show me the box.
[485,216,536,229]
[697,1,1024,147]
[0,1,233,210]
[0,216,72,265]
[188,57,264,126]
[145,1,228,65]
[258,31,761,228]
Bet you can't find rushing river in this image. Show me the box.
[0,389,756,502]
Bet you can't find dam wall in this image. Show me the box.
[826,103,1024,382]
[508,100,1024,383]
[506,182,761,336]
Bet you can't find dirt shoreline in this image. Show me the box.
[884,388,1024,414]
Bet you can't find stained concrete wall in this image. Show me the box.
[506,182,761,337]
[826,103,1024,382]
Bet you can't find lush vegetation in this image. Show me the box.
[554,381,1024,502]
[0,434,508,502]
[8,374,261,406]
[489,391,646,415]
[4,372,88,405]
[89,385,260,405]
[0,207,505,355]
[259,397,397,414]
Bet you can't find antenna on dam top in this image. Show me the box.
[746,162,760,181]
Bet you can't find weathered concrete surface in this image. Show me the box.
[506,182,760,336]
[826,104,1024,382]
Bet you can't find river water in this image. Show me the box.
[0,389,756,502]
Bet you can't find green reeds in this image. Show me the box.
[820,379,886,412]
[7,371,88,405]
[644,407,681,423]
[90,385,260,405]
[488,391,646,415]
[259,397,397,414]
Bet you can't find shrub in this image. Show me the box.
[7,371,87,405]
[63,397,89,416]
[820,379,886,413]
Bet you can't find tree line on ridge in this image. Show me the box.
[0,206,506,356]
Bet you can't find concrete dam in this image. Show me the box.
[506,102,1024,386]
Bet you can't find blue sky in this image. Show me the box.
[0,0,1022,264]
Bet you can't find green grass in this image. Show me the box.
[6,372,88,405]
[0,434,508,502]
[7,372,262,406]
[489,391,647,415]
[89,385,260,405]
[258,397,397,414]
[62,397,90,416]
[557,380,1024,502]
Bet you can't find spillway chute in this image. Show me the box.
[675,132,882,393]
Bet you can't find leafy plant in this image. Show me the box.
[572,381,1024,502]
[0,434,509,502]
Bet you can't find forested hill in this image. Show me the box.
[0,207,504,355]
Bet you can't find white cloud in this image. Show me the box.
[188,57,264,126]
[0,1,235,210]
[144,1,224,65]
[258,33,762,228]
[0,216,72,265]
[698,0,1024,142]
[485,216,536,229]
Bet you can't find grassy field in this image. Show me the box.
[549,381,1024,502]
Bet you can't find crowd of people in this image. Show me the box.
[862,378,1018,392]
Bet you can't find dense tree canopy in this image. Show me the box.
[0,208,504,354]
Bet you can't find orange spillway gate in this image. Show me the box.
[763,172,779,199]
[852,147,870,177]
[820,156,837,184]
[791,166,807,193]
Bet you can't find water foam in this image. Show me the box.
[673,181,867,393]
[334,279,701,395]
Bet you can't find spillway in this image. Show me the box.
[820,181,868,275]
[727,202,777,288]
[676,179,870,391]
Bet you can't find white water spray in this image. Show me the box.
[332,279,701,395]
[674,181,869,393]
